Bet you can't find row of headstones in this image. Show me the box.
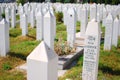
[0,13,109,80]
[54,3,120,46]
[54,3,120,21]
[0,9,55,56]
[19,4,56,50]
[1,2,120,57]
[0,4,17,28]
[104,13,120,50]
[27,19,101,80]
[18,3,77,48]
[24,4,100,80]
[0,3,77,56]
[59,3,120,51]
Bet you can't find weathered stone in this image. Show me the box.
[104,13,113,50]
[82,20,101,80]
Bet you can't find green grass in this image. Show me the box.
[0,20,80,79]
[56,23,67,41]
[76,21,80,32]
[0,26,40,80]
[16,15,20,21]
[59,40,120,80]
[1,20,120,80]
[59,23,120,80]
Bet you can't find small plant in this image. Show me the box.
[55,12,63,23]
[2,62,12,70]
[54,37,76,56]
[2,13,5,18]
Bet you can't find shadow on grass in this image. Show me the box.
[100,37,104,44]
[27,34,36,40]
[10,33,20,37]
[8,52,27,60]
[99,65,120,76]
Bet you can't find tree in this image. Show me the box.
[112,0,119,5]
[17,0,26,5]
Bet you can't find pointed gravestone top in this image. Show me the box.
[0,18,7,24]
[37,10,43,16]
[114,17,119,22]
[82,5,86,10]
[106,13,113,20]
[44,10,53,18]
[67,8,75,15]
[86,20,100,35]
[27,41,57,62]
[22,14,26,17]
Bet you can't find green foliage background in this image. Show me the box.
[17,0,120,5]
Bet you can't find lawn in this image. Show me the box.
[59,25,120,80]
[0,20,80,80]
[0,19,120,80]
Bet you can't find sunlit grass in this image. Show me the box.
[59,23,120,80]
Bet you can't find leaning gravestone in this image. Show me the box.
[67,8,76,47]
[36,10,44,41]
[82,20,101,80]
[27,41,58,80]
[112,17,119,47]
[21,14,28,36]
[104,13,113,50]
[0,19,9,56]
[44,10,54,50]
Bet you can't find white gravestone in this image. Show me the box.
[63,7,68,25]
[67,8,76,47]
[102,7,107,20]
[112,17,119,47]
[5,8,10,28]
[50,10,56,38]
[82,20,101,80]
[80,6,88,37]
[90,4,97,21]
[36,11,44,41]
[21,14,28,36]
[44,11,54,50]
[27,41,58,80]
[27,7,31,24]
[0,7,2,21]
[20,7,24,28]
[99,5,103,21]
[77,6,82,22]
[11,7,16,28]
[0,19,9,57]
[119,18,120,36]
[104,13,113,50]
[97,13,100,23]
[30,10,35,28]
